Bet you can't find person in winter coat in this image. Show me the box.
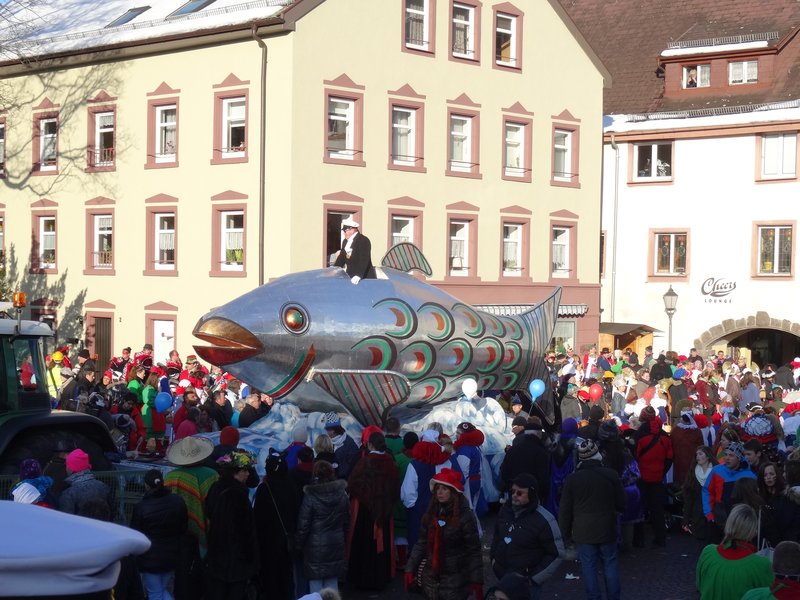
[296,460,350,594]
[453,421,488,516]
[695,504,774,600]
[253,449,301,600]
[204,449,259,600]
[599,420,643,551]
[544,417,578,517]
[671,411,704,485]
[649,354,673,383]
[702,441,756,541]
[558,439,625,600]
[491,473,564,598]
[347,432,401,591]
[774,459,800,544]
[58,449,110,515]
[634,407,673,547]
[682,446,714,540]
[321,412,359,479]
[741,540,800,600]
[499,421,551,505]
[405,468,484,600]
[130,468,188,600]
[401,429,457,550]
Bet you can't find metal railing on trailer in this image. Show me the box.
[0,468,149,525]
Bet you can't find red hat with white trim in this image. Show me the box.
[429,467,464,494]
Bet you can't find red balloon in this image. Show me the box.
[589,383,604,402]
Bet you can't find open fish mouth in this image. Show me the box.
[192,317,264,366]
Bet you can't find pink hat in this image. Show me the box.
[66,448,91,473]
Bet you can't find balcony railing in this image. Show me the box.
[91,250,113,268]
[88,147,115,167]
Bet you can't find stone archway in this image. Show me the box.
[693,311,800,357]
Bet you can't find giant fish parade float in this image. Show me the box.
[192,243,562,500]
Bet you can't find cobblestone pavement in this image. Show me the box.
[345,509,704,600]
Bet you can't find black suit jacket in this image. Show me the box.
[334,233,376,279]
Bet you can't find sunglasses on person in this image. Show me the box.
[511,488,528,497]
[342,226,354,232]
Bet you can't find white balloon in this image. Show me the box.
[461,378,478,399]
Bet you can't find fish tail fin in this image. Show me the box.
[518,287,563,380]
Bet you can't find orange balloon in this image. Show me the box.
[589,383,604,402]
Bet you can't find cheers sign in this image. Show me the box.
[701,277,736,297]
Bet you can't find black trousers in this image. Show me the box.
[639,480,667,544]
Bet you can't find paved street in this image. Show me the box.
[346,507,704,600]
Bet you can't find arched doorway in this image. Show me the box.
[694,311,800,368]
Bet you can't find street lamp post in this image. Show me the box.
[663,285,678,352]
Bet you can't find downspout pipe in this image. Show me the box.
[609,134,619,323]
[251,24,268,286]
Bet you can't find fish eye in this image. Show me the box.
[281,304,309,334]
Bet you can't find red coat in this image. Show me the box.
[635,418,673,483]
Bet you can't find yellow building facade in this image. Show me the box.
[0,0,608,367]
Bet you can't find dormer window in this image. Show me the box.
[729,60,758,85]
[683,64,710,88]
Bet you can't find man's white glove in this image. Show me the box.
[351,276,361,285]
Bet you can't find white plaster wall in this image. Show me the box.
[601,125,800,353]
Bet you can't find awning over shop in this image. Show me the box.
[599,322,662,336]
[475,304,589,318]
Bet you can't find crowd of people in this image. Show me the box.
[7,341,800,600]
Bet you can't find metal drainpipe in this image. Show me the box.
[609,134,619,323]
[251,24,268,286]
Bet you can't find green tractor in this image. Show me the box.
[0,297,114,474]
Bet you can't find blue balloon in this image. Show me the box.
[155,392,173,414]
[528,379,546,401]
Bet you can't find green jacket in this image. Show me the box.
[696,543,773,600]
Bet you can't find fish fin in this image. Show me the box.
[518,287,563,424]
[309,368,411,425]
[380,242,433,277]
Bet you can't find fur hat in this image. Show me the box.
[323,411,341,429]
[66,449,91,473]
[167,436,214,466]
[219,426,240,447]
[429,467,464,494]
[577,439,601,461]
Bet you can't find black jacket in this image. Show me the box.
[208,401,233,430]
[238,402,269,428]
[205,475,258,583]
[130,486,188,573]
[499,433,551,503]
[333,232,376,280]
[491,501,563,584]
[558,459,625,545]
[296,479,350,580]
